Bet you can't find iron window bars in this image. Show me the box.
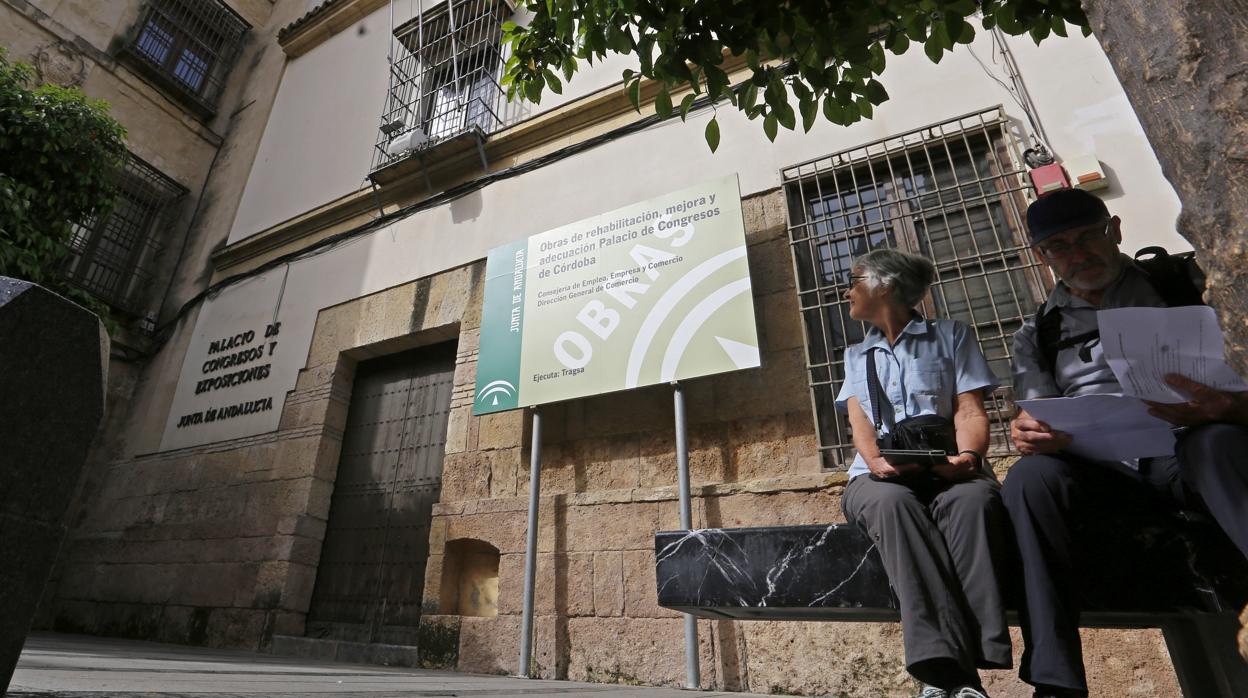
[122,0,249,116]
[372,0,510,172]
[781,106,1054,469]
[64,153,187,317]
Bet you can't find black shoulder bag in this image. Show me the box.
[865,348,958,478]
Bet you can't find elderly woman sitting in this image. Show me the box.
[836,249,1012,698]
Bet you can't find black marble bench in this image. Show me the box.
[655,515,1248,697]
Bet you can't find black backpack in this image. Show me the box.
[1034,247,1206,373]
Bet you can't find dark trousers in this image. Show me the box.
[843,473,1013,688]
[1001,424,1248,694]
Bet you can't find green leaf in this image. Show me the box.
[1030,21,1051,44]
[655,87,672,118]
[867,43,886,73]
[888,31,911,55]
[524,75,544,103]
[607,25,632,53]
[856,96,873,119]
[745,49,760,71]
[945,14,966,44]
[864,79,888,106]
[705,116,720,152]
[800,97,817,132]
[822,94,844,124]
[741,82,759,110]
[906,13,928,41]
[932,18,953,49]
[556,11,574,38]
[543,68,562,94]
[996,3,1022,33]
[924,37,945,63]
[627,79,642,112]
[705,65,729,101]
[763,112,778,141]
[955,19,975,44]
[679,93,696,121]
[776,102,796,130]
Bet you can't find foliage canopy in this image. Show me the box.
[0,47,126,312]
[502,0,1089,150]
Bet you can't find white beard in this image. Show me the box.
[1062,256,1124,292]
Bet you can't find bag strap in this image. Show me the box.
[863,319,935,432]
[864,348,890,435]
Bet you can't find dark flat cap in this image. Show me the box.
[1025,188,1109,245]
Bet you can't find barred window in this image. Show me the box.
[123,0,249,115]
[373,0,509,172]
[782,107,1054,468]
[64,154,186,316]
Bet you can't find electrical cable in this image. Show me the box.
[965,27,1050,151]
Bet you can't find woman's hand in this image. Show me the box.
[932,451,979,482]
[867,455,919,480]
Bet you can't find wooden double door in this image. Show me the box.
[306,342,456,644]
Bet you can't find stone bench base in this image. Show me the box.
[654,523,1248,697]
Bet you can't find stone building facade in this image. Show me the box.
[7,1,1191,696]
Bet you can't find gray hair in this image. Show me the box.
[853,248,936,308]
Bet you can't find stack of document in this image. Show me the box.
[1016,394,1174,461]
[1016,306,1246,462]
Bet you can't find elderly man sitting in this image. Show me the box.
[1001,188,1248,698]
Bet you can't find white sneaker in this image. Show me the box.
[953,687,990,698]
[918,687,949,698]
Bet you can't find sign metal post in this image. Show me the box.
[673,381,701,689]
[516,408,542,678]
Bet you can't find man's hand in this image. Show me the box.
[867,456,919,480]
[1011,408,1072,455]
[932,451,978,482]
[1144,374,1248,427]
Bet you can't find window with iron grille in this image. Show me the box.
[122,0,249,115]
[373,0,510,172]
[781,107,1055,469]
[64,154,187,317]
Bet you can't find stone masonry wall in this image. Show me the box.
[45,189,1181,696]
[47,265,482,649]
[418,190,1182,697]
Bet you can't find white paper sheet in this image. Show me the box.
[1098,306,1248,403]
[1016,394,1177,461]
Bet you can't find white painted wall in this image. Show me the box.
[227,6,392,241]
[164,27,1186,452]
[228,2,639,243]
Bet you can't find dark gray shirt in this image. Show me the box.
[1012,255,1168,400]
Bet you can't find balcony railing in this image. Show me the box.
[371,0,510,175]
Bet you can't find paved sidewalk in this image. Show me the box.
[8,633,757,697]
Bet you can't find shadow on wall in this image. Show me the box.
[450,189,484,224]
[440,539,500,617]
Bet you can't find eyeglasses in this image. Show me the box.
[1035,220,1112,260]
[847,274,869,286]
